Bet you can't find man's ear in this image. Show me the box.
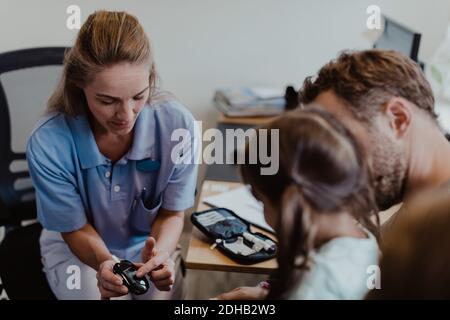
[383,97,412,138]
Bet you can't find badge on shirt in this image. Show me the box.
[136,158,161,172]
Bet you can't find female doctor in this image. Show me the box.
[26,11,198,299]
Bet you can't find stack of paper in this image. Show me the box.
[214,86,285,117]
[202,186,274,233]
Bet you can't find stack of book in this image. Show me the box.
[213,87,285,117]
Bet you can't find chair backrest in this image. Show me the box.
[0,47,68,224]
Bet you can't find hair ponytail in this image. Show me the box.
[240,108,381,299]
[268,183,317,299]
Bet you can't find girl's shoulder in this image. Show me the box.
[289,232,379,300]
[316,229,379,261]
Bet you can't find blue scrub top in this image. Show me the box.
[26,100,199,254]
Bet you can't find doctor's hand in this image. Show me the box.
[96,259,129,299]
[136,237,175,291]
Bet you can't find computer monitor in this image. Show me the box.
[374,16,421,63]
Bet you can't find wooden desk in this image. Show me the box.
[185,180,278,274]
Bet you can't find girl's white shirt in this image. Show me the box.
[289,226,379,300]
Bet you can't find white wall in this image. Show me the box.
[2,0,449,127]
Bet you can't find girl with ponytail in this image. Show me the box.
[215,107,380,300]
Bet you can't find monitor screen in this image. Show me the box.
[374,16,421,62]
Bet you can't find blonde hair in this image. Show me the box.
[47,10,158,116]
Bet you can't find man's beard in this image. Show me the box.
[370,132,408,211]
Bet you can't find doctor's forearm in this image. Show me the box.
[150,209,185,254]
[62,222,112,271]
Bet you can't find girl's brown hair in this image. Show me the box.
[240,108,380,299]
[47,10,158,116]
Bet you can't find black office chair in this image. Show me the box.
[0,47,68,299]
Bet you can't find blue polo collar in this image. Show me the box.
[67,105,155,169]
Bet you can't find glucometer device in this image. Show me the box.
[112,255,150,295]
